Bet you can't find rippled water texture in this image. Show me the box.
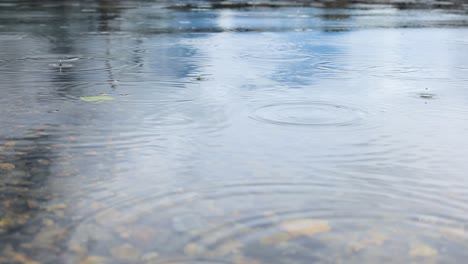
[1,0,468,263]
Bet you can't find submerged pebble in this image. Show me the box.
[0,162,15,170]
[410,244,438,257]
[280,219,331,237]
[110,244,142,262]
[78,256,108,264]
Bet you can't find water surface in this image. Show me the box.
[1,1,468,263]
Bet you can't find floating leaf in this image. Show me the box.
[80,94,114,102]
[280,219,331,237]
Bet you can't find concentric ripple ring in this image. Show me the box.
[251,101,367,127]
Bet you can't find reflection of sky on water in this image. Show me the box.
[1,1,468,263]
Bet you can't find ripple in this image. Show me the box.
[65,176,468,263]
[0,33,29,41]
[0,54,137,74]
[452,38,468,45]
[314,61,369,73]
[41,81,196,104]
[240,52,312,62]
[0,33,50,54]
[368,64,432,80]
[307,61,369,79]
[140,114,195,133]
[143,116,193,127]
[250,102,366,128]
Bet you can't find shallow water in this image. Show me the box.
[1,0,468,263]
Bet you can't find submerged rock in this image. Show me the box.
[110,244,142,262]
[351,231,387,252]
[0,162,15,170]
[4,141,16,147]
[32,227,68,249]
[410,244,438,257]
[78,256,108,264]
[280,219,331,237]
[0,212,30,233]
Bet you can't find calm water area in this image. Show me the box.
[1,0,468,263]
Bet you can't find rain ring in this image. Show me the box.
[250,101,367,127]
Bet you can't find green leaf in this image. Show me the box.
[80,94,114,102]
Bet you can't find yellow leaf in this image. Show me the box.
[80,94,114,102]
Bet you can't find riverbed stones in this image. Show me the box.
[110,243,142,262]
[280,219,331,237]
[410,244,438,257]
[78,256,108,264]
[0,162,15,170]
